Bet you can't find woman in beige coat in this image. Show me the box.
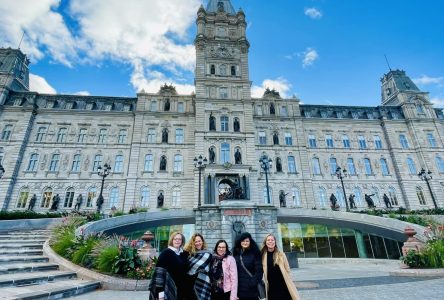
[260,234,300,300]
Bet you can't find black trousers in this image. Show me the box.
[211,291,231,300]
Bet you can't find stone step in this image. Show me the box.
[0,262,59,275]
[0,255,49,265]
[0,234,50,240]
[0,239,47,244]
[0,243,44,250]
[0,249,43,256]
[0,278,101,300]
[0,270,77,287]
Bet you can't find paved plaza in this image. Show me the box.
[72,259,444,300]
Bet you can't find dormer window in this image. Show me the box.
[386,88,391,96]
[416,104,424,114]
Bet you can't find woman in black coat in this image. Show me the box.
[232,232,263,300]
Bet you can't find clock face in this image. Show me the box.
[217,47,229,58]
[217,26,227,37]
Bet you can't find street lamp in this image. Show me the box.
[335,166,350,211]
[0,163,4,179]
[259,154,272,205]
[418,168,438,209]
[194,155,208,207]
[97,163,111,213]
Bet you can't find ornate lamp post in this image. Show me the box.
[259,154,272,204]
[97,163,111,213]
[0,163,4,179]
[418,168,438,209]
[194,155,208,207]
[335,166,349,211]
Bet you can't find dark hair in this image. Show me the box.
[232,232,260,256]
[213,239,232,256]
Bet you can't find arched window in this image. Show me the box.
[342,135,350,148]
[118,129,127,144]
[41,187,53,208]
[353,187,363,207]
[318,187,327,208]
[291,187,301,207]
[276,157,283,172]
[49,154,60,172]
[27,153,39,172]
[64,187,75,208]
[388,187,399,206]
[220,116,229,131]
[78,128,87,143]
[109,187,119,208]
[427,133,437,148]
[399,134,409,149]
[174,154,183,172]
[98,128,107,144]
[435,156,444,173]
[312,157,321,175]
[17,187,30,208]
[416,187,426,205]
[114,155,124,172]
[93,154,103,172]
[329,157,337,175]
[407,157,417,174]
[36,126,47,142]
[140,186,150,207]
[288,156,296,173]
[172,187,181,207]
[87,187,97,207]
[380,158,389,175]
[144,154,153,172]
[71,154,81,172]
[335,187,345,207]
[56,127,67,143]
[263,186,273,204]
[347,158,356,175]
[210,64,215,75]
[220,143,230,163]
[364,158,372,175]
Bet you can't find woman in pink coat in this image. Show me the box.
[209,240,238,300]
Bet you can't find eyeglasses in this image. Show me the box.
[173,238,182,241]
[217,246,226,249]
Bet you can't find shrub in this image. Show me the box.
[49,215,88,259]
[112,210,125,217]
[95,245,120,273]
[127,256,158,279]
[113,246,143,274]
[71,235,100,268]
[0,210,64,220]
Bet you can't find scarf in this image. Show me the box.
[187,251,212,300]
[210,254,225,294]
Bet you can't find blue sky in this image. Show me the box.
[1,0,443,106]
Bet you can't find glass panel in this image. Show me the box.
[363,234,374,258]
[341,228,359,258]
[328,227,345,257]
[370,235,388,259]
[314,225,331,257]
[302,224,318,258]
[384,238,401,259]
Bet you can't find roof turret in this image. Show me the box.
[206,0,236,15]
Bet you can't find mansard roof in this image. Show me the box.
[206,0,236,15]
[382,69,420,92]
[300,104,406,120]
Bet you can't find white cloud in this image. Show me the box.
[131,60,195,95]
[0,0,78,66]
[74,91,90,96]
[413,75,444,86]
[29,73,56,94]
[300,48,319,67]
[251,78,292,98]
[431,96,444,107]
[304,8,322,19]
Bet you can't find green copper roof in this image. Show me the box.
[387,70,420,92]
[206,0,236,15]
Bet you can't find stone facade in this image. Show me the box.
[1,1,443,227]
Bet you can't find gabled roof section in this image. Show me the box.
[206,0,236,15]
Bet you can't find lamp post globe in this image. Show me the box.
[194,155,208,207]
[259,154,272,205]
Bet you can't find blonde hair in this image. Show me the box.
[184,233,207,256]
[168,231,185,248]
[261,233,284,266]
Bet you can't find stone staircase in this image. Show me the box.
[0,230,100,299]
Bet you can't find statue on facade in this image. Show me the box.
[96,195,104,212]
[28,194,37,211]
[164,99,170,111]
[348,194,357,209]
[364,194,376,208]
[270,103,275,115]
[209,147,215,164]
[279,190,288,207]
[74,194,83,211]
[157,192,164,208]
[273,133,279,145]
[330,193,339,210]
[50,194,60,211]
[209,113,216,131]
[159,156,167,171]
[383,193,392,209]
[161,129,168,143]
[233,118,240,132]
[234,149,242,164]
[276,158,282,172]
